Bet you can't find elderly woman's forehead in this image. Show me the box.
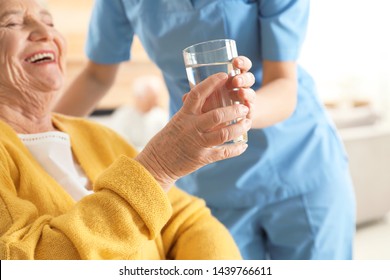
[0,0,48,17]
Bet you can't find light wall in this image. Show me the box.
[299,0,390,119]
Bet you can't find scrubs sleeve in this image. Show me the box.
[259,0,309,61]
[86,0,134,64]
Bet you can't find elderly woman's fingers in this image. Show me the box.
[137,69,253,190]
[200,118,252,147]
[203,143,249,163]
[232,56,252,72]
[182,72,228,114]
[195,103,249,133]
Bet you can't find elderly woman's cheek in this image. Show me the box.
[3,58,32,93]
[55,36,67,76]
[0,53,13,88]
[0,33,7,65]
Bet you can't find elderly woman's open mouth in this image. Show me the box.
[25,51,56,64]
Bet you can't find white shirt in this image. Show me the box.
[18,131,92,201]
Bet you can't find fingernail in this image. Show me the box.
[237,58,243,66]
[236,77,243,86]
[241,105,249,114]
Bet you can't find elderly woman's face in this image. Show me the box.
[0,0,66,93]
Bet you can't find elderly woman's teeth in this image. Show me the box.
[26,53,55,63]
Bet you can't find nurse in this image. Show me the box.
[54,0,356,259]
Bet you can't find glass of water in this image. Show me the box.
[183,39,247,145]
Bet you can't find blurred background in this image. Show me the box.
[46,0,390,259]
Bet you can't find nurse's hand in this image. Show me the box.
[136,73,251,192]
[231,56,256,120]
[182,56,256,120]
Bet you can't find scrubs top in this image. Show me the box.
[86,0,349,208]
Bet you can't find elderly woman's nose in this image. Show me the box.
[28,20,54,42]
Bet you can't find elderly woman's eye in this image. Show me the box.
[6,22,22,28]
[40,19,54,27]
[42,15,55,27]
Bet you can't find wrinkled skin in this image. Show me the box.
[136,72,254,191]
[0,0,66,133]
[0,0,255,191]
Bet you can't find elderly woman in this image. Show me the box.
[0,0,255,259]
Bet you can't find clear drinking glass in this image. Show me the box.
[183,39,248,145]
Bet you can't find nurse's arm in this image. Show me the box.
[53,61,120,117]
[251,60,298,128]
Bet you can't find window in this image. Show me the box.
[299,0,390,122]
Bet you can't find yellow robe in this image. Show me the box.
[0,114,241,260]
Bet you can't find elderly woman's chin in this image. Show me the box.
[26,65,64,92]
[41,74,63,92]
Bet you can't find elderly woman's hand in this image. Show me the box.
[183,56,256,120]
[135,73,252,191]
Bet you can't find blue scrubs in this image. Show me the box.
[86,0,356,259]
